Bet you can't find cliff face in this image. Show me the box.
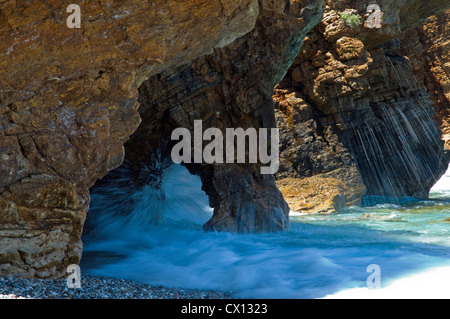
[275,0,450,212]
[90,1,325,233]
[0,0,324,278]
[0,0,262,278]
[399,9,450,148]
[0,0,449,279]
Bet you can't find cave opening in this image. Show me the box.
[82,161,213,236]
[80,161,213,271]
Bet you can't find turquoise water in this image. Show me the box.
[81,164,450,298]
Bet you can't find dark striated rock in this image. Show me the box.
[274,0,450,213]
[0,0,275,278]
[0,0,325,277]
[399,9,450,148]
[273,87,367,211]
[0,0,449,279]
[93,0,325,233]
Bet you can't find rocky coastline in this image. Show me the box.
[0,0,449,283]
[0,275,233,299]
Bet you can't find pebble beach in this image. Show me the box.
[0,275,233,299]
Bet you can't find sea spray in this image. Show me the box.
[81,164,450,298]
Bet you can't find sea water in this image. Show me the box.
[81,164,450,298]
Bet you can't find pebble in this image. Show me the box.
[0,275,233,299]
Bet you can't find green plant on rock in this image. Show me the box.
[341,12,361,28]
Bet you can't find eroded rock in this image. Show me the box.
[92,0,325,233]
[0,0,449,278]
[399,9,450,148]
[274,0,450,214]
[0,0,265,277]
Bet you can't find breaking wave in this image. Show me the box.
[81,164,450,298]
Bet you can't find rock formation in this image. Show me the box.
[90,0,325,233]
[0,0,449,279]
[399,9,450,148]
[0,0,324,278]
[275,0,450,212]
[0,0,266,278]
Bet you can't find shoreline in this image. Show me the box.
[0,274,234,299]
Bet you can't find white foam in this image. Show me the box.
[289,210,308,217]
[323,265,450,299]
[430,164,450,193]
[83,164,450,299]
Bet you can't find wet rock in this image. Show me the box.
[100,0,325,233]
[335,37,365,60]
[0,0,449,278]
[273,88,367,213]
[274,0,450,214]
[276,177,347,214]
[399,9,450,149]
[0,0,298,277]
